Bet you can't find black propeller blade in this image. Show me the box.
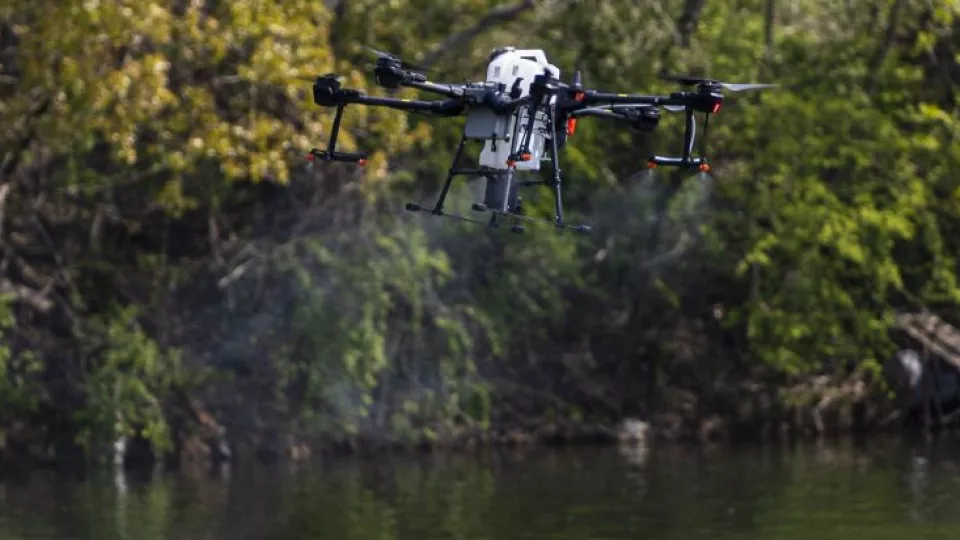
[365,46,431,72]
[293,72,346,83]
[659,73,777,92]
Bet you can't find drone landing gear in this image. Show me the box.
[645,105,714,174]
[470,106,591,235]
[404,171,590,235]
[511,103,591,234]
[403,202,491,226]
[403,134,505,228]
[469,200,592,235]
[403,106,593,236]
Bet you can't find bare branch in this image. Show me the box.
[328,0,349,53]
[1,96,51,181]
[866,0,905,95]
[209,210,223,266]
[0,277,52,312]
[764,0,775,63]
[419,0,536,70]
[677,0,707,48]
[0,182,10,239]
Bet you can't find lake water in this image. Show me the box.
[2,435,960,539]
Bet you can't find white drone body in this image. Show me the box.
[462,47,560,171]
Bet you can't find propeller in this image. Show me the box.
[659,73,777,92]
[365,46,431,72]
[295,72,344,82]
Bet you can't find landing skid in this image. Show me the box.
[403,202,490,227]
[469,202,592,234]
[403,201,592,235]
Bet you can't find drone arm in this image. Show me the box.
[309,76,466,164]
[570,108,629,121]
[314,76,465,115]
[352,94,466,115]
[579,91,665,106]
[404,80,466,98]
[308,95,464,164]
[372,61,466,98]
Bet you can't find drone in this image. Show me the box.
[306,46,776,234]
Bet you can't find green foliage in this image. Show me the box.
[0,295,43,436]
[73,307,181,462]
[274,219,488,437]
[711,0,960,373]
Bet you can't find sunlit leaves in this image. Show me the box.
[2,0,436,210]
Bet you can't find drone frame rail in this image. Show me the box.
[307,71,590,235]
[307,74,468,164]
[304,49,768,237]
[544,76,726,173]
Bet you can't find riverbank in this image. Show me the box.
[1,307,952,477]
[2,369,953,478]
[152,370,938,470]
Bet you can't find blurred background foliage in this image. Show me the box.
[0,0,958,467]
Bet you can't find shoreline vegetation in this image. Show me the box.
[3,1,960,475]
[23,366,953,473]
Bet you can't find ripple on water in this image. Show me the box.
[2,436,960,540]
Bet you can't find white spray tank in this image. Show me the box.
[477,48,560,171]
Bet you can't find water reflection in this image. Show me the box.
[2,435,960,539]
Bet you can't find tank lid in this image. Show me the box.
[488,46,516,61]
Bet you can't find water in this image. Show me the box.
[2,435,960,539]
